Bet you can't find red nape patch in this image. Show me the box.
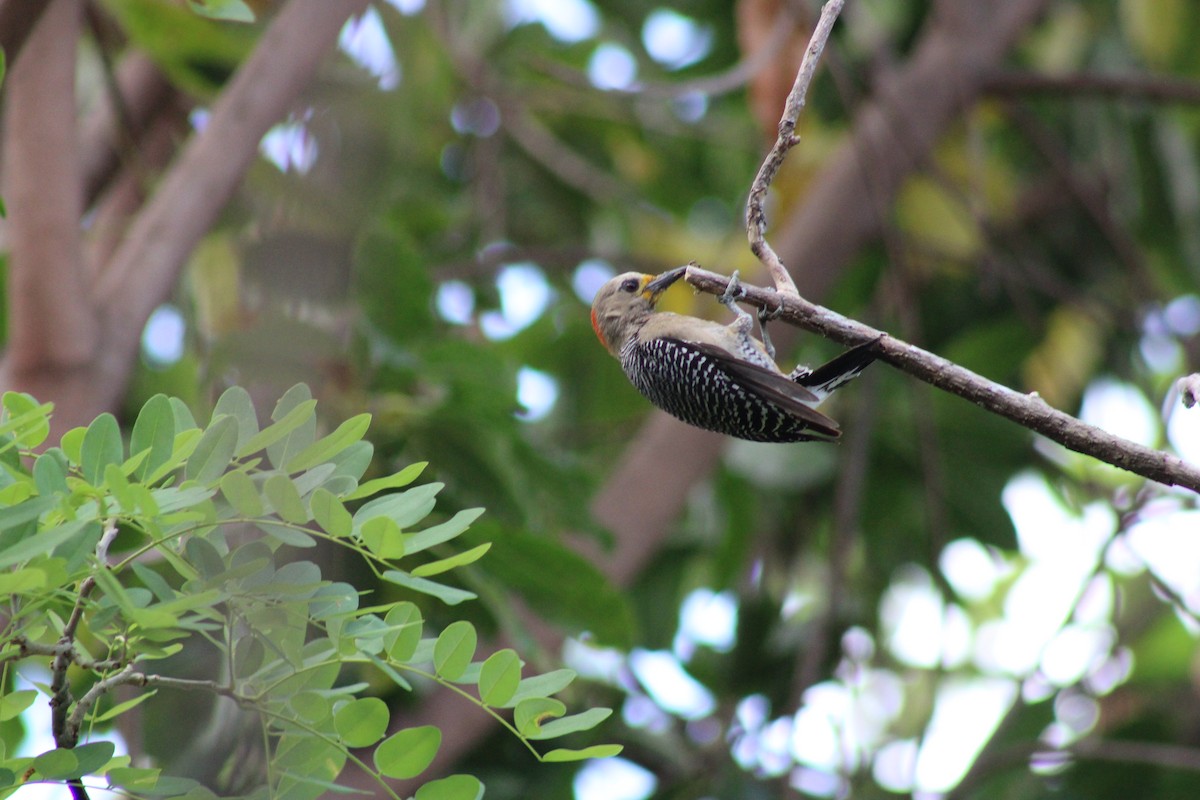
[590,306,606,346]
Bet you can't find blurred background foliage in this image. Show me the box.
[6,0,1200,797]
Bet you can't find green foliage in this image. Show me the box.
[0,387,618,798]
[186,0,255,23]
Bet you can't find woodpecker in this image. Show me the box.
[590,266,879,442]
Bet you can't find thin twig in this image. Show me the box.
[745,0,845,297]
[684,265,1200,493]
[62,664,140,748]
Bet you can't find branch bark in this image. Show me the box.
[0,0,369,437]
[685,264,1200,493]
[0,0,48,67]
[2,0,98,375]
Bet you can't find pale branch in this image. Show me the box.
[684,264,1200,494]
[131,673,247,704]
[745,0,844,298]
[49,518,119,747]
[62,664,139,749]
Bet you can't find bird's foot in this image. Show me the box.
[757,294,783,361]
[718,271,747,307]
[719,271,757,336]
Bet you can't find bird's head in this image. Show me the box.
[590,266,687,357]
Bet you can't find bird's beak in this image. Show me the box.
[643,265,688,299]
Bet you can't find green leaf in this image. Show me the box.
[130,394,175,481]
[186,414,239,485]
[333,697,390,747]
[374,725,441,780]
[329,439,374,483]
[143,428,205,485]
[187,0,255,22]
[236,398,317,458]
[264,474,309,524]
[0,494,56,533]
[60,426,86,465]
[0,689,37,722]
[0,567,47,595]
[285,413,371,473]
[72,741,117,776]
[411,543,491,578]
[132,562,176,602]
[169,397,198,431]
[105,463,135,511]
[383,601,423,662]
[382,571,475,605]
[478,649,521,707]
[220,469,263,516]
[94,690,158,723]
[355,483,443,532]
[185,535,225,581]
[541,744,624,762]
[514,697,564,739]
[257,521,317,548]
[211,385,259,451]
[433,620,477,680]
[344,461,428,500]
[365,651,413,692]
[414,774,484,800]
[505,669,576,708]
[404,508,485,555]
[0,520,89,570]
[0,480,31,506]
[362,516,404,559]
[526,708,613,740]
[1,392,51,448]
[309,581,359,621]
[310,488,352,536]
[266,385,317,469]
[107,766,162,791]
[33,747,79,779]
[81,412,123,485]
[32,450,68,497]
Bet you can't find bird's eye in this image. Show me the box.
[620,278,640,293]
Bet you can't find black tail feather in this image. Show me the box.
[792,336,883,396]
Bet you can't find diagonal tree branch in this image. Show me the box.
[0,0,48,67]
[92,0,368,312]
[684,264,1200,493]
[0,0,369,438]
